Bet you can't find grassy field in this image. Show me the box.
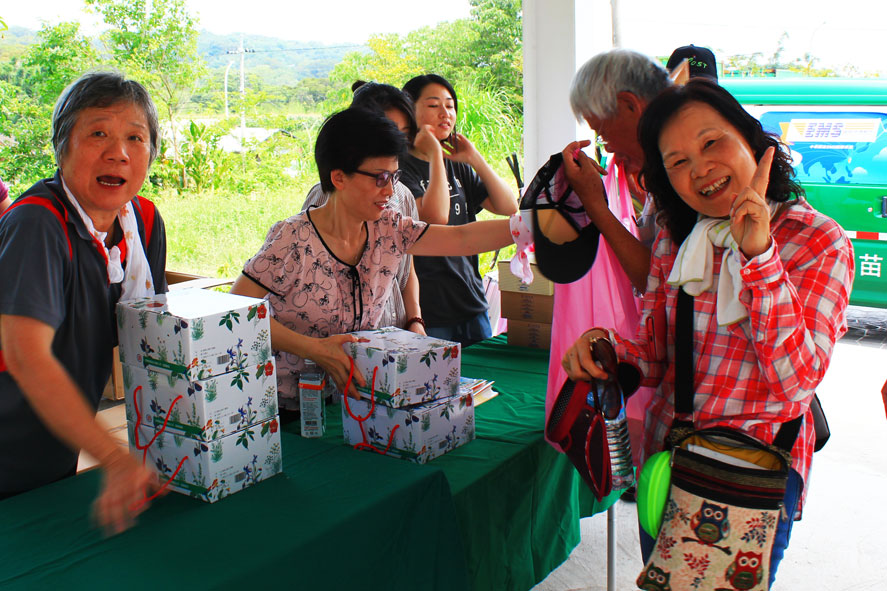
[153,170,518,281]
[152,180,316,279]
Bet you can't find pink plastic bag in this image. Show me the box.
[544,161,654,467]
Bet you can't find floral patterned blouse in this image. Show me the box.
[243,208,428,408]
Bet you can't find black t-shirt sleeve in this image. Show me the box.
[0,205,69,329]
[454,162,488,217]
[399,154,428,200]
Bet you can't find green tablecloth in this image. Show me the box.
[442,336,621,589]
[0,335,619,590]
[0,434,468,590]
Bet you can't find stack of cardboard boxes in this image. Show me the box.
[497,260,555,349]
[117,288,282,503]
[341,327,475,464]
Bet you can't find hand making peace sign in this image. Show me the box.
[730,146,775,258]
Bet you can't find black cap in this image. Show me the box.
[666,45,718,81]
[519,152,601,284]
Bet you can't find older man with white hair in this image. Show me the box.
[557,48,671,291]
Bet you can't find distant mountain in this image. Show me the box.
[0,26,364,87]
[198,30,366,86]
[0,26,37,59]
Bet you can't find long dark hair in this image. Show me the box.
[350,80,419,144]
[638,79,802,245]
[402,74,458,113]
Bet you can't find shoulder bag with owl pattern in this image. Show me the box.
[637,291,802,591]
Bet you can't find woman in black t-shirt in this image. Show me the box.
[401,74,517,346]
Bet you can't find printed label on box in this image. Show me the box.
[342,393,475,464]
[345,327,461,407]
[497,260,554,296]
[117,288,272,382]
[130,416,282,503]
[122,360,278,441]
[500,291,554,324]
[507,319,552,349]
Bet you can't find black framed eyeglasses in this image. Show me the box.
[353,169,402,187]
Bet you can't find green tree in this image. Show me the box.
[85,0,206,166]
[326,23,473,112]
[0,22,99,188]
[467,0,522,108]
[0,80,55,187]
[21,22,100,104]
[292,77,336,109]
[326,4,521,112]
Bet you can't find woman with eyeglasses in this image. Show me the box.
[230,108,527,409]
[301,81,428,338]
[401,74,518,347]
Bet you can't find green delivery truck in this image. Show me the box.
[722,78,887,309]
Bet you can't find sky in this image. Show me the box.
[2,0,473,44]
[3,0,886,75]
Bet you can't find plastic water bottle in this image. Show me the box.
[593,380,635,490]
[299,360,326,438]
[323,376,341,405]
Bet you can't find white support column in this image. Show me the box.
[522,0,614,178]
[523,8,620,590]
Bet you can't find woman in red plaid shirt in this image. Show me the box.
[561,79,854,585]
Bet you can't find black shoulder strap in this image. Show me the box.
[772,411,804,452]
[672,287,802,454]
[674,289,695,417]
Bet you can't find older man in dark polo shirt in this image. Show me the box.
[0,72,167,534]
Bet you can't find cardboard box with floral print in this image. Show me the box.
[344,327,461,408]
[341,392,475,464]
[116,288,272,382]
[122,359,278,442]
[130,416,282,503]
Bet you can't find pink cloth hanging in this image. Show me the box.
[544,161,654,468]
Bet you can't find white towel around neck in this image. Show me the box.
[61,179,155,300]
[667,216,747,326]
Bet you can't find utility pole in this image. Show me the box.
[610,0,621,48]
[226,36,253,147]
[224,60,235,118]
[239,36,246,140]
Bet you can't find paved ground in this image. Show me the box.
[533,305,887,591]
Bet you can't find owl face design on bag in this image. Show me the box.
[687,500,731,547]
[638,564,672,591]
[719,550,764,591]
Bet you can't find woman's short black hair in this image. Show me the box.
[314,107,408,193]
[52,71,160,166]
[402,73,458,113]
[350,81,418,143]
[638,78,802,245]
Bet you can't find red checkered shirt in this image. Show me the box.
[610,198,854,511]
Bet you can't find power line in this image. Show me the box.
[225,44,363,55]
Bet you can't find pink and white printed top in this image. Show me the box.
[243,208,428,407]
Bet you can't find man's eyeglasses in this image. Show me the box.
[354,169,402,187]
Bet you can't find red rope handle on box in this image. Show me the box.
[341,358,400,455]
[129,385,189,512]
[132,386,184,459]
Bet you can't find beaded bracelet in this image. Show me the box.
[405,316,426,330]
